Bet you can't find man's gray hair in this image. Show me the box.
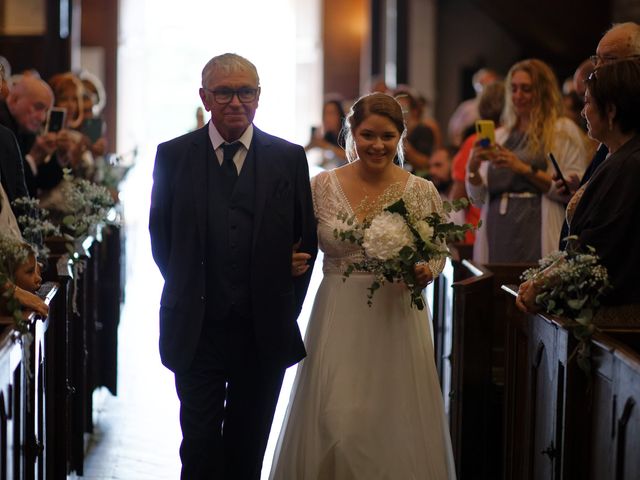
[201,53,260,87]
[608,22,640,54]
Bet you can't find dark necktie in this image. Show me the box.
[221,142,241,195]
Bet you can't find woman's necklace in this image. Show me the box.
[352,165,406,220]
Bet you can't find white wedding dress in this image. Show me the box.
[270,170,456,480]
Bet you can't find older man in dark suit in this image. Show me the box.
[149,53,317,479]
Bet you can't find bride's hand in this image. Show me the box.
[291,241,311,277]
[414,263,433,289]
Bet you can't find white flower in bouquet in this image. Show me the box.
[414,220,434,244]
[362,211,415,261]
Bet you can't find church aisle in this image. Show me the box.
[72,161,322,479]
[72,162,182,479]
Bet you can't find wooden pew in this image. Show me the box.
[93,224,122,396]
[42,244,74,479]
[433,260,532,479]
[0,318,26,479]
[502,286,640,479]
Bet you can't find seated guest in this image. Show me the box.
[466,59,587,264]
[518,59,640,319]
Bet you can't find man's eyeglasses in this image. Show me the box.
[203,87,259,104]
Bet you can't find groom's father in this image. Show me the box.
[149,53,317,479]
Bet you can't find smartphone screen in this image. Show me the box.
[475,120,495,147]
[81,118,104,143]
[45,107,66,133]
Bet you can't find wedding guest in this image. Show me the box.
[466,59,587,263]
[272,92,455,479]
[305,98,347,168]
[556,22,640,248]
[47,73,94,179]
[394,87,438,172]
[450,81,505,245]
[0,75,60,197]
[0,233,47,317]
[518,58,640,320]
[448,67,500,147]
[0,240,41,293]
[149,53,317,479]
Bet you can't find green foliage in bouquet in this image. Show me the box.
[521,237,611,374]
[334,197,478,310]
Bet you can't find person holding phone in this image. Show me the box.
[0,75,62,198]
[466,59,587,263]
[305,98,347,168]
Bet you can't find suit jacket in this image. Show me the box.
[149,125,318,373]
[0,124,28,204]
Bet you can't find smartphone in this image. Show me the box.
[475,120,495,147]
[310,126,318,138]
[548,152,567,188]
[45,107,66,133]
[81,118,104,143]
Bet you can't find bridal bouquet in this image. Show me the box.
[334,197,477,309]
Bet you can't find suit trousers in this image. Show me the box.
[174,314,285,480]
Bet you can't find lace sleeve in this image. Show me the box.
[405,176,446,279]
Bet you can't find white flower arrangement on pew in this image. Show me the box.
[334,197,478,310]
[11,196,61,258]
[521,238,611,373]
[57,170,115,238]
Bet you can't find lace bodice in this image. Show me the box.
[311,169,446,277]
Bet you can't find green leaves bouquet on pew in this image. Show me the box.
[334,197,478,310]
[521,238,611,373]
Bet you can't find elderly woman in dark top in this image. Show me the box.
[517,58,640,318]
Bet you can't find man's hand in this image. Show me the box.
[29,133,58,165]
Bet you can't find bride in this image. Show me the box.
[271,92,456,479]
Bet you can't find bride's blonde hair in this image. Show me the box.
[344,92,406,164]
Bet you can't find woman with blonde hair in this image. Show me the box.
[466,59,587,263]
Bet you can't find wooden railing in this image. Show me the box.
[0,222,123,479]
[502,285,640,480]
